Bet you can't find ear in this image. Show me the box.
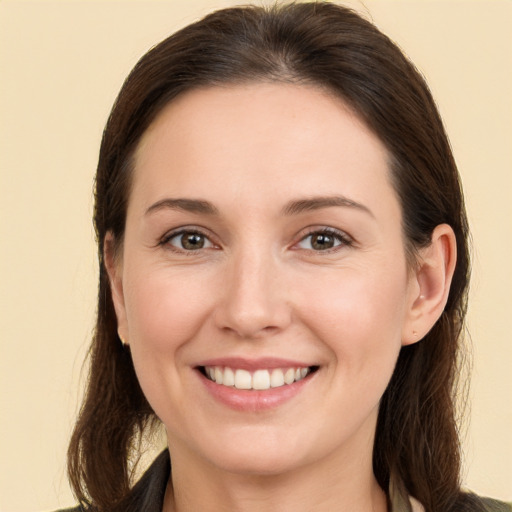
[402,224,457,346]
[104,232,129,345]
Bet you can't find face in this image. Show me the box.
[109,83,422,477]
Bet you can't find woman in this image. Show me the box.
[62,2,510,512]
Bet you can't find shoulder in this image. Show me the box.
[51,449,171,512]
[480,497,512,512]
[405,492,511,512]
[454,493,512,512]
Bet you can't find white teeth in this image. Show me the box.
[223,367,235,387]
[204,365,312,390]
[252,369,271,390]
[284,368,295,385]
[270,368,285,388]
[234,369,252,389]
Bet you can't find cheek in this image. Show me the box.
[123,265,213,353]
[297,263,408,372]
[121,265,217,424]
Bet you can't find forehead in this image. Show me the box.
[132,82,397,217]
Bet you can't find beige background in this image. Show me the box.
[0,1,510,510]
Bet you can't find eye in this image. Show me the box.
[165,230,215,251]
[296,229,351,251]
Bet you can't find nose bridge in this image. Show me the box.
[216,242,290,338]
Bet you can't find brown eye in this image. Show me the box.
[310,233,336,250]
[181,233,205,250]
[167,231,213,251]
[296,229,350,251]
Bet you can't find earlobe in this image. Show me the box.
[104,232,129,345]
[402,224,457,346]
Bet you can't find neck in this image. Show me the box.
[163,438,387,512]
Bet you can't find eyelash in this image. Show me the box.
[159,227,353,254]
[293,227,353,253]
[159,228,217,254]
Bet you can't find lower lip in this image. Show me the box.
[197,370,314,412]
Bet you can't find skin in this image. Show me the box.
[106,83,456,512]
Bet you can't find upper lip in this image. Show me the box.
[195,357,316,371]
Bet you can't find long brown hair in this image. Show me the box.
[68,3,477,511]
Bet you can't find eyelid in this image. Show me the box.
[159,226,219,251]
[291,226,354,252]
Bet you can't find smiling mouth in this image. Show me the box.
[199,365,319,391]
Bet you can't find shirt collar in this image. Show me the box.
[389,474,425,512]
[128,450,424,512]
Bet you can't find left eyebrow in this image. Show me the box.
[281,195,374,218]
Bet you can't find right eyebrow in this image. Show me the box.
[145,198,219,216]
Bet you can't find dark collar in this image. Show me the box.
[121,449,170,512]
[118,449,511,512]
[124,449,416,511]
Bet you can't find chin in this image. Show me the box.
[211,450,304,477]
[194,429,319,477]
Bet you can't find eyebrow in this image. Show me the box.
[145,195,373,218]
[145,198,219,216]
[281,195,374,218]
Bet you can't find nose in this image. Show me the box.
[214,249,292,339]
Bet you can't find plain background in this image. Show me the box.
[0,1,510,510]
